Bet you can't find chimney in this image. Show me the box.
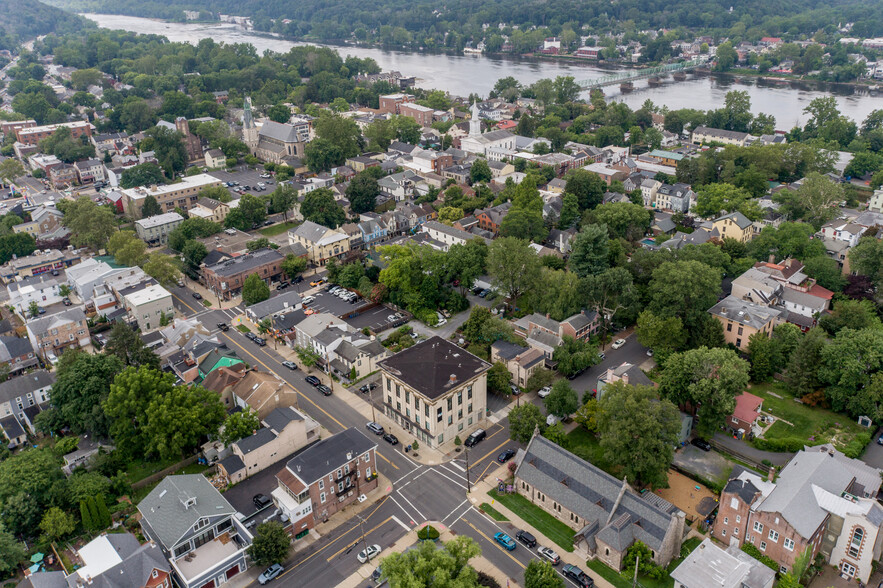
[449,373,457,385]
[546,313,550,319]
[767,467,775,482]
[768,254,775,263]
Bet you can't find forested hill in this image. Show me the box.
[42,0,883,42]
[0,0,94,50]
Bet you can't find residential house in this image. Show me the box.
[62,436,114,476]
[358,218,388,248]
[474,202,512,235]
[582,163,627,186]
[73,159,106,184]
[288,221,351,266]
[490,340,544,387]
[8,273,65,315]
[0,335,38,374]
[135,212,185,245]
[728,392,763,438]
[202,248,284,300]
[189,197,232,224]
[273,427,378,540]
[821,219,867,247]
[377,170,419,201]
[641,179,662,208]
[124,284,174,331]
[138,474,253,588]
[25,306,90,362]
[513,311,600,359]
[708,296,781,351]
[244,291,303,324]
[205,149,226,169]
[333,339,389,380]
[229,369,301,418]
[714,447,883,581]
[691,126,751,146]
[595,362,653,399]
[713,212,754,243]
[669,538,775,588]
[515,434,686,570]
[0,370,54,447]
[655,183,695,214]
[420,221,485,251]
[378,336,490,448]
[217,406,319,484]
[12,206,65,239]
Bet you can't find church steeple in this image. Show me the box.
[469,101,481,137]
[242,96,259,152]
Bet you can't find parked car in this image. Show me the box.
[305,376,321,386]
[537,546,561,565]
[254,337,267,347]
[258,564,284,585]
[538,386,552,398]
[562,564,594,587]
[497,448,516,463]
[357,544,382,563]
[878,435,883,446]
[62,297,71,306]
[366,422,384,435]
[692,438,712,452]
[277,281,289,290]
[192,292,202,300]
[310,278,325,287]
[253,494,271,509]
[382,433,399,445]
[493,532,516,551]
[464,429,486,447]
[329,286,341,294]
[478,289,490,298]
[245,332,257,341]
[611,338,626,350]
[316,384,332,396]
[282,360,298,370]
[302,296,315,304]
[359,385,371,394]
[217,322,229,331]
[371,567,382,583]
[646,349,654,356]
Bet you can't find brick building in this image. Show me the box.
[15,120,93,145]
[202,248,284,300]
[378,93,415,114]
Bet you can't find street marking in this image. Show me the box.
[376,451,399,470]
[447,460,466,472]
[463,519,526,569]
[429,466,466,488]
[393,464,423,485]
[397,489,426,521]
[324,517,393,562]
[476,461,496,484]
[470,438,511,469]
[387,493,417,523]
[391,515,410,531]
[448,504,474,527]
[437,463,467,481]
[442,499,470,524]
[171,292,200,314]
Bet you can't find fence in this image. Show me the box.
[131,455,200,490]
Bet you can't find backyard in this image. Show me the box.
[749,383,869,452]
[259,220,300,236]
[586,537,703,588]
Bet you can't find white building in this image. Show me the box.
[135,211,185,245]
[8,274,65,315]
[124,284,174,331]
[820,219,867,247]
[460,102,516,155]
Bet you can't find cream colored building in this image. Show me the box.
[119,173,223,219]
[713,211,754,243]
[378,336,489,448]
[188,197,232,224]
[124,284,174,331]
[708,295,781,351]
[288,220,351,266]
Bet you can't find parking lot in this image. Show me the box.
[303,289,365,317]
[344,305,405,332]
[208,167,278,198]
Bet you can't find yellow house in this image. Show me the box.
[708,295,782,351]
[189,197,232,224]
[288,220,351,266]
[713,211,754,243]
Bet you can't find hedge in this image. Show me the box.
[417,525,440,541]
[750,437,806,453]
[741,542,778,571]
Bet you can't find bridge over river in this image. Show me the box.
[578,58,709,90]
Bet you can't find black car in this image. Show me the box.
[692,438,712,452]
[263,220,273,226]
[192,292,202,300]
[254,337,267,347]
[253,493,272,509]
[245,332,257,341]
[277,282,289,290]
[305,375,321,386]
[293,276,303,283]
[382,433,399,445]
[359,385,371,394]
[562,564,593,588]
[217,322,229,331]
[497,448,516,463]
[317,384,332,396]
[62,297,71,306]
[515,530,536,548]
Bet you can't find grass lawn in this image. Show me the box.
[749,382,867,449]
[488,488,575,552]
[479,502,509,521]
[565,427,618,477]
[126,456,179,483]
[259,220,300,236]
[237,324,252,334]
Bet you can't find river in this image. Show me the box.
[83,13,883,128]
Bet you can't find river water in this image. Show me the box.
[84,13,883,128]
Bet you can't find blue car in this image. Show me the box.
[493,532,516,551]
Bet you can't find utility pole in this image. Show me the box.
[464,446,471,493]
[633,554,639,588]
[368,385,376,423]
[354,512,368,560]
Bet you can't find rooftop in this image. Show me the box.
[205,248,284,278]
[121,174,220,201]
[283,427,376,486]
[379,336,490,400]
[125,284,172,306]
[670,538,775,588]
[708,295,781,330]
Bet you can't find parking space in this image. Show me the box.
[303,290,365,316]
[344,305,404,332]
[208,167,278,198]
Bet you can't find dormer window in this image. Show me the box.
[193,518,209,531]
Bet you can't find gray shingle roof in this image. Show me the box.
[236,427,276,455]
[264,406,303,433]
[379,336,490,400]
[246,291,303,319]
[0,370,54,404]
[259,121,302,143]
[284,427,376,485]
[0,335,34,359]
[206,248,284,278]
[708,296,781,330]
[716,211,753,229]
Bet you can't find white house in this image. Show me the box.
[124,284,174,331]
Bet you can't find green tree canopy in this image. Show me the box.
[248,521,292,568]
[242,274,271,305]
[300,188,346,228]
[509,403,545,443]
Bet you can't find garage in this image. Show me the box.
[226,565,240,580]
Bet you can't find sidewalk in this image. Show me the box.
[468,464,619,588]
[179,274,242,311]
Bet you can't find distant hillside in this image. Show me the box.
[0,0,94,50]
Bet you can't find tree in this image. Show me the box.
[248,521,292,567]
[281,255,307,281]
[269,185,297,221]
[470,159,492,184]
[524,559,565,588]
[346,172,379,214]
[247,238,274,252]
[141,382,225,460]
[564,169,606,210]
[818,299,882,335]
[0,158,25,185]
[220,409,261,446]
[715,41,737,71]
[487,237,541,303]
[438,206,465,225]
[304,137,344,172]
[313,112,361,159]
[819,328,883,419]
[39,506,76,540]
[849,235,883,290]
[793,172,843,228]
[143,253,181,287]
[144,126,187,177]
[786,327,827,397]
[39,127,96,163]
[224,194,267,230]
[44,352,125,436]
[141,195,162,218]
[242,274,270,305]
[381,535,481,587]
[509,403,545,443]
[648,260,721,333]
[104,322,160,368]
[693,183,755,219]
[558,192,579,229]
[69,471,111,504]
[105,366,174,456]
[573,397,601,432]
[0,448,63,509]
[300,188,346,228]
[585,267,638,343]
[569,224,609,278]
[447,238,488,295]
[107,230,147,267]
[27,300,39,318]
[120,162,166,189]
[0,522,26,575]
[2,491,41,537]
[553,336,598,378]
[589,202,651,241]
[660,347,749,438]
[61,197,117,250]
[597,382,680,488]
[182,240,209,270]
[802,256,845,292]
[544,380,578,418]
[266,103,292,123]
[487,362,512,395]
[747,332,776,382]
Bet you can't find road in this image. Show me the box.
[168,283,564,588]
[567,334,652,397]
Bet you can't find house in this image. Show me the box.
[583,163,626,186]
[513,311,600,359]
[515,434,686,570]
[691,126,751,147]
[62,435,114,475]
[7,273,65,315]
[229,369,300,418]
[202,248,285,300]
[273,427,378,539]
[655,183,695,214]
[244,291,303,324]
[12,206,66,240]
[820,219,867,247]
[189,197,232,224]
[377,170,419,201]
[420,221,485,251]
[217,406,320,484]
[0,370,54,447]
[669,538,775,588]
[73,158,106,184]
[0,335,38,374]
[288,221,351,266]
[474,202,512,235]
[708,296,781,351]
[25,306,90,362]
[713,212,754,243]
[135,212,185,245]
[490,340,544,387]
[595,362,653,399]
[333,339,389,380]
[378,336,490,448]
[205,148,226,169]
[124,284,174,331]
[728,392,763,438]
[714,447,883,581]
[138,474,253,588]
[641,179,662,207]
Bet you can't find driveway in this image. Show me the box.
[673,445,734,483]
[712,433,793,466]
[860,428,883,469]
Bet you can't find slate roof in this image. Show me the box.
[379,336,490,400]
[0,335,34,359]
[264,406,303,432]
[236,428,277,455]
[284,427,376,485]
[138,474,236,548]
[724,477,762,506]
[259,121,302,143]
[715,211,753,230]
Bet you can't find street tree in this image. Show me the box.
[584,267,638,343]
[142,253,181,287]
[509,403,545,443]
[381,535,481,587]
[524,559,565,588]
[487,237,541,304]
[40,352,124,437]
[248,521,292,567]
[552,336,599,378]
[269,185,298,221]
[569,224,609,278]
[597,382,680,488]
[281,254,307,281]
[182,240,208,271]
[487,362,512,396]
[0,158,25,185]
[544,380,579,418]
[242,274,271,305]
[660,346,749,438]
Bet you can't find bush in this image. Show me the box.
[417,524,439,541]
[741,542,778,571]
[414,307,438,326]
[842,432,871,459]
[751,437,807,453]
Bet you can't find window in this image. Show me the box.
[437,407,443,423]
[734,528,739,536]
[727,323,732,332]
[336,469,342,480]
[736,338,742,347]
[724,517,728,524]
[386,378,391,391]
[457,391,462,405]
[337,482,343,493]
[193,518,209,531]
[405,390,410,403]
[736,515,741,523]
[779,566,789,575]
[753,521,763,533]
[447,397,453,411]
[737,327,743,336]
[363,454,369,463]
[468,404,472,414]
[424,404,429,417]
[344,464,350,475]
[760,541,767,551]
[768,530,779,543]
[320,492,326,504]
[721,529,726,536]
[366,467,371,477]
[467,386,472,399]
[784,538,795,551]
[849,528,864,558]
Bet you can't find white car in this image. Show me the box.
[302,296,315,304]
[537,545,561,565]
[357,544,382,563]
[611,338,626,350]
[538,386,552,398]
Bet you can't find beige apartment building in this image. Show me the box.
[708,295,781,351]
[288,221,351,266]
[120,173,223,219]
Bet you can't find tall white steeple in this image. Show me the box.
[469,101,481,137]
